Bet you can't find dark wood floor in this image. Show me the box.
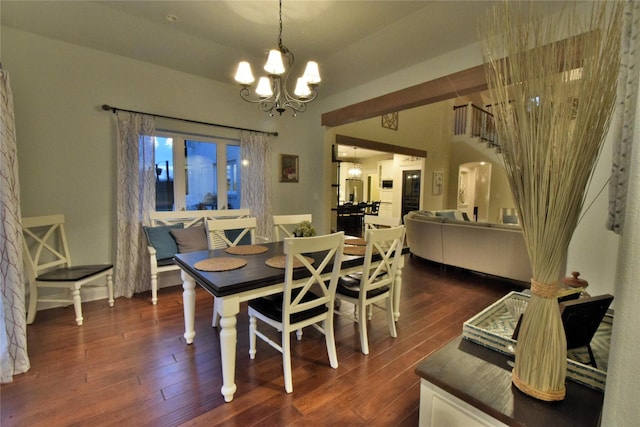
[1,255,525,427]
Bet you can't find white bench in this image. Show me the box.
[145,209,250,304]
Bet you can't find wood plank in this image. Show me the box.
[0,255,523,426]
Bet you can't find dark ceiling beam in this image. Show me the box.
[336,135,427,158]
[322,65,487,127]
[321,32,589,128]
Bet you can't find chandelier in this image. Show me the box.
[347,147,362,178]
[234,0,321,116]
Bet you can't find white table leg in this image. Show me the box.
[218,296,241,402]
[181,269,196,344]
[393,258,404,322]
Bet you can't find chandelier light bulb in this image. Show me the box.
[303,61,321,86]
[234,61,255,85]
[255,77,274,98]
[264,49,285,75]
[293,77,311,98]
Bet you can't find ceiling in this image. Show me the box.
[2,1,574,162]
[1,1,573,98]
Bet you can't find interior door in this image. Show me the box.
[401,170,421,219]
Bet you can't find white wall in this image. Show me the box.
[2,26,327,269]
[3,10,621,300]
[5,14,637,422]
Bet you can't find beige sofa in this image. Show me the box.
[404,210,532,283]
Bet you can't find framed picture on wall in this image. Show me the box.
[280,154,299,183]
[432,171,443,195]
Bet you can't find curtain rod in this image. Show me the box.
[101,104,278,137]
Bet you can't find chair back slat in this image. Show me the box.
[361,226,405,293]
[22,215,72,276]
[282,232,344,320]
[273,214,313,241]
[364,215,402,230]
[149,209,250,228]
[206,217,257,248]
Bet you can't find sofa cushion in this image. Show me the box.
[443,218,491,227]
[143,223,184,260]
[408,211,445,223]
[436,211,456,220]
[489,222,522,230]
[503,215,519,224]
[170,225,208,253]
[453,211,471,221]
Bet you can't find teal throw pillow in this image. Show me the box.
[144,223,184,260]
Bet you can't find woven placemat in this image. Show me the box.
[343,246,367,256]
[225,245,268,255]
[265,255,315,269]
[345,237,366,246]
[194,257,247,272]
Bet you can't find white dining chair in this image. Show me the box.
[21,214,114,325]
[248,231,345,393]
[336,225,405,355]
[272,214,312,241]
[364,215,402,230]
[206,217,257,249]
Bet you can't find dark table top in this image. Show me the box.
[174,240,367,297]
[415,336,604,427]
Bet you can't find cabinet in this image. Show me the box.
[378,160,394,183]
[416,336,603,427]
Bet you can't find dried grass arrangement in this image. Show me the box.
[481,1,622,401]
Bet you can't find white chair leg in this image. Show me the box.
[107,272,114,307]
[358,301,369,355]
[386,296,397,338]
[367,304,373,320]
[72,287,83,326]
[296,328,303,340]
[324,318,339,369]
[249,314,257,359]
[150,273,158,305]
[282,331,293,393]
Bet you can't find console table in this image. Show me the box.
[415,336,604,427]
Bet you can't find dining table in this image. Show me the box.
[174,238,406,402]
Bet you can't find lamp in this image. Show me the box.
[234,0,321,117]
[347,147,362,178]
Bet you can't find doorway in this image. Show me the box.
[401,170,421,219]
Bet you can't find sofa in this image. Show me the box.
[403,210,532,283]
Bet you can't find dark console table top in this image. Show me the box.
[415,335,604,427]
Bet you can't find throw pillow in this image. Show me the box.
[171,225,208,253]
[435,211,456,220]
[143,223,184,260]
[503,215,519,224]
[453,211,466,221]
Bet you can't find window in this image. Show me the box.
[154,132,242,211]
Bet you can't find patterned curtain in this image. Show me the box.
[0,67,30,382]
[240,131,273,241]
[115,112,156,297]
[607,0,640,234]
